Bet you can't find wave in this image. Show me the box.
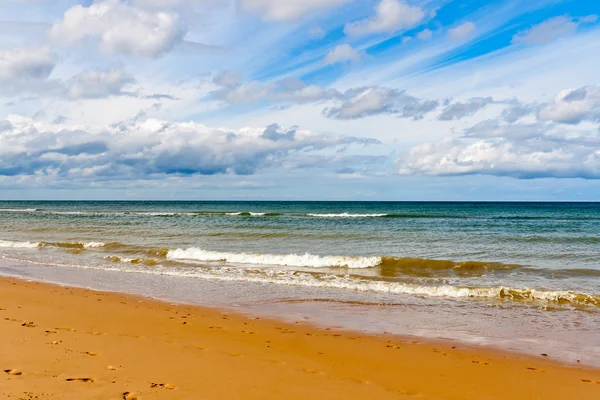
[105,255,160,266]
[307,213,388,218]
[0,240,40,248]
[378,257,520,277]
[167,248,381,269]
[51,241,107,249]
[0,208,39,213]
[2,254,599,309]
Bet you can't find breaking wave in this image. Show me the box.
[0,240,41,248]
[167,248,381,269]
[51,241,107,249]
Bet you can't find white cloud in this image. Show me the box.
[0,115,377,179]
[397,129,600,179]
[512,16,578,45]
[324,87,438,120]
[239,0,349,22]
[66,68,135,100]
[344,0,425,36]
[213,70,242,88]
[49,0,185,57]
[416,29,432,40]
[212,77,342,105]
[448,22,476,41]
[438,97,494,120]
[308,27,326,40]
[538,86,600,124]
[324,44,361,64]
[0,46,55,81]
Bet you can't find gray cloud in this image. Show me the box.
[0,115,379,181]
[66,68,135,99]
[0,46,56,82]
[438,97,494,120]
[538,86,600,124]
[212,77,342,105]
[324,87,438,120]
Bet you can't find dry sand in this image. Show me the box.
[1,277,599,399]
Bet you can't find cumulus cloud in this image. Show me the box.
[0,46,56,82]
[66,68,135,100]
[324,44,361,64]
[0,115,377,180]
[511,15,594,45]
[438,97,494,120]
[49,0,185,57]
[538,86,600,124]
[213,77,440,120]
[239,0,349,21]
[448,22,476,41]
[324,87,438,120]
[397,118,600,179]
[344,0,425,36]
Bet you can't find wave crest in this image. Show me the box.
[0,240,40,248]
[307,213,388,218]
[167,248,381,269]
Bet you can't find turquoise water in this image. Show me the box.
[1,201,599,365]
[1,201,600,303]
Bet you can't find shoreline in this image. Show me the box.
[1,276,599,399]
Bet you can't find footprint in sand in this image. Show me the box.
[55,327,76,332]
[4,369,23,376]
[526,367,545,372]
[84,351,99,356]
[66,378,94,383]
[123,392,139,400]
[107,366,118,371]
[45,330,57,335]
[150,383,176,390]
[21,321,37,328]
[302,368,325,375]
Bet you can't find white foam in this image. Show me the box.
[83,242,106,248]
[0,208,38,213]
[167,248,382,269]
[0,240,40,248]
[2,254,596,307]
[307,213,388,218]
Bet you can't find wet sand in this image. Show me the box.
[1,277,599,400]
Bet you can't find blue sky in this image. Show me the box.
[1,0,599,200]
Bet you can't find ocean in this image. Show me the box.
[1,201,599,365]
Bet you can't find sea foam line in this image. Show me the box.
[2,254,598,307]
[167,248,381,269]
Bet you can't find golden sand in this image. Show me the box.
[1,277,599,399]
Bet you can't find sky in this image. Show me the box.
[0,0,599,200]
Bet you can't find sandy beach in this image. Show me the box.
[0,277,598,399]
